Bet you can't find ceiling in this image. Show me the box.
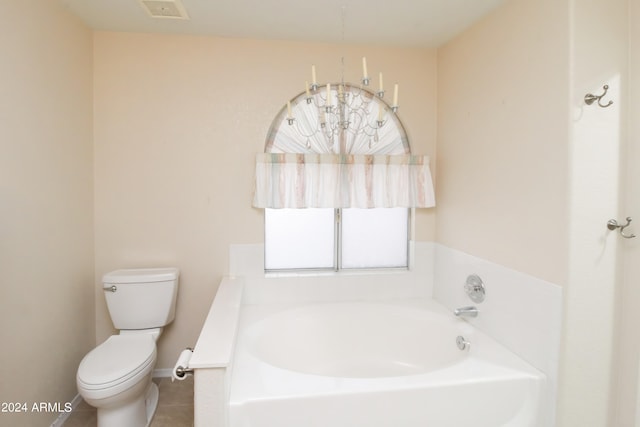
[59,0,506,48]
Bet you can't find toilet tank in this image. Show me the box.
[103,268,179,330]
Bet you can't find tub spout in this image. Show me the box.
[454,306,478,318]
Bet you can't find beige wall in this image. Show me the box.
[437,0,570,286]
[561,0,628,425]
[438,0,632,425]
[93,32,437,368]
[0,2,94,427]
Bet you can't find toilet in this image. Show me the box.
[77,268,179,427]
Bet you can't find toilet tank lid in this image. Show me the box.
[103,268,179,284]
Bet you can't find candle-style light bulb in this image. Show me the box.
[286,101,294,125]
[362,57,370,85]
[393,83,399,106]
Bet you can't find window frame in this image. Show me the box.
[264,207,412,273]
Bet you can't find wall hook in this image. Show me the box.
[585,85,613,108]
[607,217,636,239]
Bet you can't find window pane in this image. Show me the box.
[341,208,409,269]
[264,208,335,270]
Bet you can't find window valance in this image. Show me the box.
[253,153,435,209]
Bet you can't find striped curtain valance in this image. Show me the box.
[252,153,436,209]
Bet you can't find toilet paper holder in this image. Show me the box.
[175,366,193,378]
[173,347,194,380]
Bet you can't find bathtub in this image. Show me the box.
[228,298,545,427]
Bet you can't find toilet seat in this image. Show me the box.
[77,334,156,392]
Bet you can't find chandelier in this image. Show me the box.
[282,58,401,154]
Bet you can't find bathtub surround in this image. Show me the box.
[191,242,562,426]
[434,245,563,382]
[434,244,562,427]
[229,242,434,304]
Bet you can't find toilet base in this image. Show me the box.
[145,382,159,426]
[96,381,159,427]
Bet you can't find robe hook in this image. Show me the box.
[584,85,613,108]
[607,217,636,239]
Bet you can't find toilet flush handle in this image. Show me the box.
[103,285,117,292]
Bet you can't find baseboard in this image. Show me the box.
[49,393,83,427]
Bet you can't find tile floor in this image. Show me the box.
[64,376,194,427]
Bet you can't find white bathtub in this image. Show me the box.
[229,299,545,427]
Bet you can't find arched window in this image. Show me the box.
[254,84,434,271]
[265,83,409,156]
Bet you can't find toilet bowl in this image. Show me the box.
[77,268,179,427]
[78,334,157,426]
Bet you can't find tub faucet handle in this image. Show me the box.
[464,274,485,303]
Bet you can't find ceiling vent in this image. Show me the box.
[139,0,189,20]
